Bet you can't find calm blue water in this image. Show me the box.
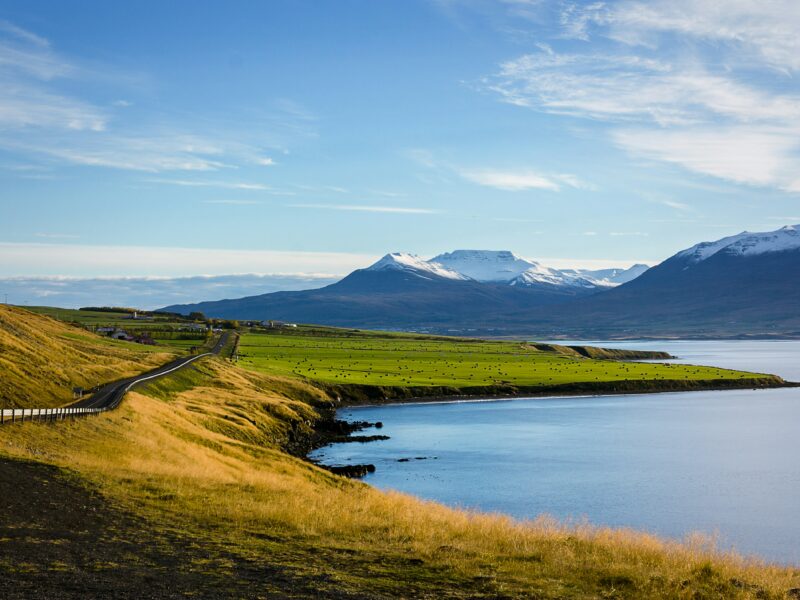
[311,340,800,564]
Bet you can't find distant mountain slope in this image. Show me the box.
[161,253,599,327]
[521,225,800,337]
[0,305,175,409]
[160,226,800,336]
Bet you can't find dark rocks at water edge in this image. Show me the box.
[335,434,390,443]
[315,419,381,436]
[325,464,376,478]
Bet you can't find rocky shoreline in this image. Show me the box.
[303,374,795,477]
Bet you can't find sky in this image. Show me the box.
[2,0,800,307]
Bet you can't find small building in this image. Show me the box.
[111,329,133,341]
[262,320,297,329]
[134,333,156,345]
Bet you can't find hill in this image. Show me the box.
[0,304,176,409]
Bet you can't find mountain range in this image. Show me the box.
[161,225,800,338]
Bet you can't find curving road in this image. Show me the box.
[70,331,233,410]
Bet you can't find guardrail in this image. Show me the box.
[0,345,221,426]
[0,406,103,424]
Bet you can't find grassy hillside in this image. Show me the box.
[26,305,211,351]
[1,356,798,598]
[238,329,779,398]
[0,305,176,409]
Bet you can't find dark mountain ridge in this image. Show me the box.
[160,227,800,337]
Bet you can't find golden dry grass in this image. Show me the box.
[0,305,176,408]
[1,356,798,598]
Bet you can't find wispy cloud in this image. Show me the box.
[614,127,800,189]
[34,232,80,239]
[0,21,315,174]
[148,178,269,191]
[459,167,590,191]
[484,3,800,192]
[564,0,800,72]
[289,203,441,214]
[408,149,592,193]
[201,199,262,205]
[489,50,800,127]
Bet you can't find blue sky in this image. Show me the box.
[2,0,799,299]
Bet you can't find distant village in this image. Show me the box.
[91,310,297,346]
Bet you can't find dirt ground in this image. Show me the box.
[0,457,372,599]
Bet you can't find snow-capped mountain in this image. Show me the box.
[429,250,644,289]
[527,224,800,336]
[677,225,800,263]
[366,252,468,280]
[562,264,650,287]
[431,250,540,282]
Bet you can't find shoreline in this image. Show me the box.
[306,375,796,470]
[321,375,794,409]
[328,381,800,410]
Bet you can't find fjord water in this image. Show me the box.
[311,341,800,564]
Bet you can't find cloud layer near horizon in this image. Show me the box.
[0,273,342,310]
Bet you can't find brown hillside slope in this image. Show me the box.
[0,305,176,409]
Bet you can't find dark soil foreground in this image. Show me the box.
[0,458,370,600]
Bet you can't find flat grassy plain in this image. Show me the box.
[238,329,767,392]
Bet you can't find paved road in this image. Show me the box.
[70,331,233,410]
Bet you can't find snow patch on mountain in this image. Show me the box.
[678,225,800,263]
[366,253,468,280]
[432,250,647,288]
[431,250,539,282]
[565,264,650,287]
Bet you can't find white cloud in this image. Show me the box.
[148,178,269,190]
[491,50,800,127]
[0,242,377,278]
[256,157,275,166]
[459,167,589,191]
[486,23,800,191]
[290,203,440,214]
[614,127,800,190]
[201,199,262,205]
[575,0,800,72]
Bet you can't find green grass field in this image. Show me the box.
[239,329,763,389]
